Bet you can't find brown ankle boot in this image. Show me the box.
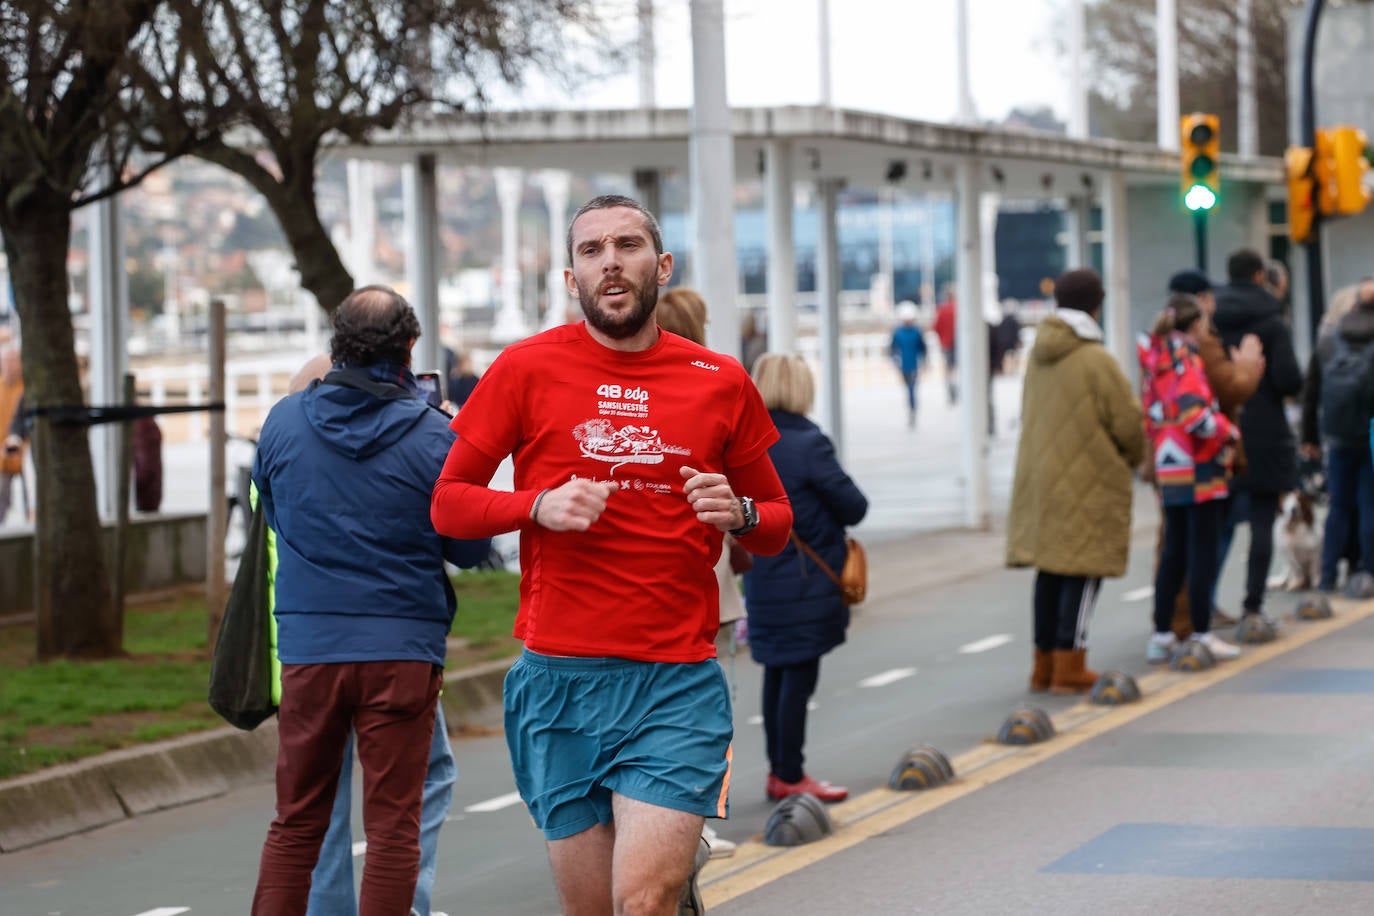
[1171,584,1194,641]
[1030,649,1053,692]
[1050,649,1100,695]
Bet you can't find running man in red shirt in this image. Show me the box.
[431,195,792,915]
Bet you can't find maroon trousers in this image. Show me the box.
[252,661,441,916]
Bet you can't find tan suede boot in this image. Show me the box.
[1171,587,1194,641]
[1050,649,1100,695]
[1029,649,1053,693]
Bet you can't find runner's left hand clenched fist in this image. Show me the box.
[680,465,743,532]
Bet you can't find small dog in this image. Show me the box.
[1274,490,1322,590]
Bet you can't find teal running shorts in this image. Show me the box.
[504,648,734,841]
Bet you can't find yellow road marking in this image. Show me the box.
[703,597,1374,907]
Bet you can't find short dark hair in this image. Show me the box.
[329,286,421,367]
[1167,269,1212,296]
[1053,269,1105,314]
[1227,249,1265,283]
[566,194,664,262]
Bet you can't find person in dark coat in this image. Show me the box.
[742,353,868,805]
[1211,249,1304,623]
[132,415,163,513]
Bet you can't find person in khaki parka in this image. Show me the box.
[1007,269,1145,695]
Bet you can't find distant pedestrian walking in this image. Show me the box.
[743,353,868,804]
[934,291,957,404]
[890,301,927,427]
[1007,269,1144,694]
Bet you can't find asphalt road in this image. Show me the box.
[0,527,1279,916]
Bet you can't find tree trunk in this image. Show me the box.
[1,199,119,659]
[267,179,356,316]
[195,145,355,316]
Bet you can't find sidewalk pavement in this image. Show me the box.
[0,367,1102,854]
[704,595,1374,915]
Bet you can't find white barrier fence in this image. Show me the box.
[133,331,925,444]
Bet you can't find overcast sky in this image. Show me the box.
[507,0,1070,125]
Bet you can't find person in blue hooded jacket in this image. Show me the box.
[743,354,868,805]
[251,287,484,916]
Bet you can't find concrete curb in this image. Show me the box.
[0,659,514,853]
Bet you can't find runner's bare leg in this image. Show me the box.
[610,794,703,916]
[548,822,615,916]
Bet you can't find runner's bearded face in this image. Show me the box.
[569,208,664,340]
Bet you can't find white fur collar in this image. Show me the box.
[1054,308,1104,342]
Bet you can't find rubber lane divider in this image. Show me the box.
[701,596,1374,908]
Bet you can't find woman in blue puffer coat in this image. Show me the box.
[743,354,868,804]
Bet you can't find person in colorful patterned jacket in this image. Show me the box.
[1140,293,1243,664]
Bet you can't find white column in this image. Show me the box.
[817,0,832,107]
[346,159,377,284]
[160,242,180,346]
[874,185,895,316]
[1237,0,1259,158]
[815,178,844,460]
[540,170,572,330]
[690,0,740,357]
[955,159,989,530]
[921,194,938,306]
[1156,0,1179,150]
[955,0,975,124]
[638,0,656,108]
[403,154,443,373]
[1248,184,1271,255]
[491,166,530,342]
[87,192,129,519]
[765,139,797,354]
[1102,172,1133,370]
[980,190,1000,322]
[1068,0,1088,139]
[1065,196,1091,269]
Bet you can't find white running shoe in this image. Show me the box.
[1146,631,1178,664]
[1192,631,1242,660]
[702,823,737,858]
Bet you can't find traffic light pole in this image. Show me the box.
[1193,209,1208,272]
[1301,0,1326,342]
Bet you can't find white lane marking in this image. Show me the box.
[1122,586,1155,602]
[858,667,917,688]
[351,840,367,857]
[133,909,191,916]
[464,791,523,813]
[957,634,1013,654]
[747,714,763,725]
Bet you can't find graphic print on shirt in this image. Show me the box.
[572,381,691,476]
[573,419,690,474]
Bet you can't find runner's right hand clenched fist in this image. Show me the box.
[532,479,618,531]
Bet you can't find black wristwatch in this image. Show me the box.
[729,496,759,537]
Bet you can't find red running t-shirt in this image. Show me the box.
[451,322,780,662]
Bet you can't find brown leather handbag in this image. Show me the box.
[790,530,867,606]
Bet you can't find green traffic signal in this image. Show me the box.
[1184,183,1218,212]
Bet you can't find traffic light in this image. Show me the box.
[1285,146,1315,244]
[1314,128,1338,215]
[1332,126,1371,216]
[1180,112,1220,212]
